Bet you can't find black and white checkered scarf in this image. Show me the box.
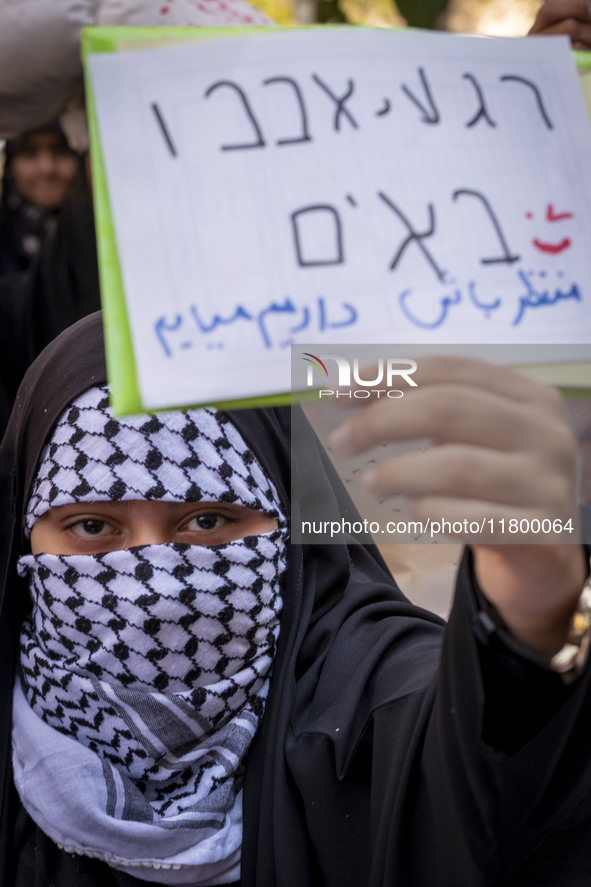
[13,386,287,885]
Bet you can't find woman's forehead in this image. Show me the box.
[42,499,262,517]
[16,130,66,153]
[25,385,283,534]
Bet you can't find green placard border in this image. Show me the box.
[82,25,301,415]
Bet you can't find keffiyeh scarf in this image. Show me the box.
[13,387,288,885]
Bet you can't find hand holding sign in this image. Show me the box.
[529,0,591,50]
[328,356,585,654]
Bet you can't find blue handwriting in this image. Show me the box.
[398,269,581,330]
[513,270,582,325]
[154,296,358,356]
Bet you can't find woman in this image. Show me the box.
[0,312,589,886]
[0,123,88,436]
[0,145,100,436]
[0,123,80,278]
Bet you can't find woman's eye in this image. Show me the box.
[69,518,112,538]
[185,513,228,532]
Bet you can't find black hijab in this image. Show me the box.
[0,311,446,885]
[0,167,100,435]
[6,312,585,887]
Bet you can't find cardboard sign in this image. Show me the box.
[84,28,591,413]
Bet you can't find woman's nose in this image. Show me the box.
[36,149,57,175]
[126,522,171,548]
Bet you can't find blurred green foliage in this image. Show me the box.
[254,0,297,25]
[318,0,348,23]
[255,0,450,27]
[396,0,449,28]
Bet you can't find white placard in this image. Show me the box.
[89,29,591,409]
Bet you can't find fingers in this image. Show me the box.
[361,445,570,510]
[330,387,542,454]
[327,358,579,546]
[403,355,552,404]
[329,374,570,459]
[332,355,564,408]
[529,0,591,47]
[530,0,591,28]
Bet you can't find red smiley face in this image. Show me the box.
[526,204,573,254]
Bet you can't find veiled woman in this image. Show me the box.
[0,312,589,886]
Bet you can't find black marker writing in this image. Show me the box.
[291,204,345,266]
[151,103,178,157]
[500,75,554,130]
[400,67,440,124]
[311,74,359,131]
[453,188,520,265]
[463,73,497,128]
[262,76,312,145]
[377,191,444,281]
[204,80,266,150]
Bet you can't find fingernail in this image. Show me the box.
[361,468,378,493]
[405,496,418,516]
[328,423,353,455]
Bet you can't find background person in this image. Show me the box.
[0,123,80,278]
[0,149,99,439]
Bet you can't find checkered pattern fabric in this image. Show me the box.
[18,535,286,815]
[25,385,282,533]
[14,386,289,882]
